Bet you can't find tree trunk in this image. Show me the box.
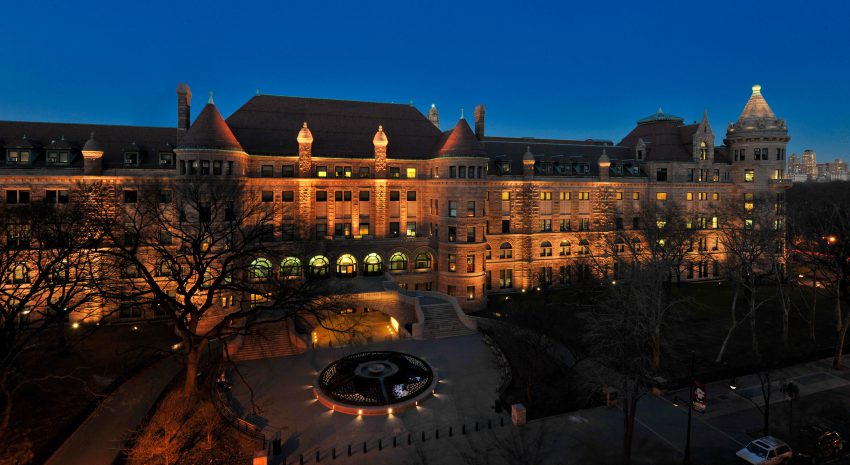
[748,285,760,358]
[833,314,849,370]
[716,287,740,363]
[184,344,203,395]
[652,328,662,370]
[623,395,637,465]
[0,390,11,435]
[763,376,771,436]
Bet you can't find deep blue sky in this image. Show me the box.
[2,0,848,161]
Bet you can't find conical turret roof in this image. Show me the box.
[436,118,486,157]
[179,102,243,151]
[739,84,775,120]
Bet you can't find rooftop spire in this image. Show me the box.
[738,83,775,120]
[208,92,214,105]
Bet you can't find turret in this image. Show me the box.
[428,104,440,129]
[523,146,535,179]
[373,125,388,178]
[598,150,610,181]
[297,122,313,177]
[82,132,103,176]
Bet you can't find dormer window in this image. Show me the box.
[124,151,139,167]
[496,160,511,174]
[7,150,31,164]
[536,161,553,175]
[573,163,590,175]
[699,141,708,161]
[612,164,624,175]
[46,150,70,165]
[636,150,643,160]
[159,152,174,167]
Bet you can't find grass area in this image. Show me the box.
[5,321,180,465]
[476,281,843,416]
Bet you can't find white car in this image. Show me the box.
[736,436,793,464]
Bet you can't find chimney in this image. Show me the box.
[297,122,313,177]
[474,104,485,140]
[176,83,192,143]
[598,150,611,181]
[373,126,388,178]
[522,146,535,180]
[428,104,440,129]
[82,132,104,176]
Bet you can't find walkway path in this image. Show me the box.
[44,355,183,465]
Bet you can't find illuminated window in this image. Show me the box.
[712,193,720,201]
[250,258,273,280]
[578,192,590,200]
[389,252,407,271]
[415,252,432,269]
[698,192,707,201]
[316,166,328,178]
[699,141,708,160]
[686,192,693,201]
[540,191,552,200]
[336,254,357,277]
[281,257,302,277]
[12,263,29,283]
[560,191,571,201]
[615,191,623,200]
[560,240,571,256]
[407,222,417,237]
[448,254,457,272]
[308,255,330,278]
[540,241,552,257]
[363,253,383,276]
[406,168,417,179]
[632,192,640,200]
[501,191,511,201]
[656,192,667,201]
[744,169,754,182]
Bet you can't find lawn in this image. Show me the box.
[475,280,843,417]
[5,320,180,465]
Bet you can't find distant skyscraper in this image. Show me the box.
[788,153,801,174]
[802,149,817,179]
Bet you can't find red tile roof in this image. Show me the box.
[436,118,487,157]
[179,103,243,151]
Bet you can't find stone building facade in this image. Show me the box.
[0,84,789,314]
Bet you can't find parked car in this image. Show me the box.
[737,436,793,464]
[795,425,843,463]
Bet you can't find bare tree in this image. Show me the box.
[0,197,108,444]
[715,192,784,361]
[85,177,341,395]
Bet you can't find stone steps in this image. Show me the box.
[230,321,304,361]
[421,303,475,339]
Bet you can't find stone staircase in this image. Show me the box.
[421,303,476,339]
[229,321,305,361]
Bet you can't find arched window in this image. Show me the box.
[364,253,383,276]
[336,254,357,277]
[540,241,552,257]
[485,244,492,260]
[632,238,641,252]
[49,260,70,283]
[250,258,273,280]
[614,238,625,254]
[280,257,302,278]
[388,252,407,272]
[499,242,513,259]
[699,141,708,160]
[308,255,329,278]
[414,252,432,270]
[578,239,590,256]
[559,240,571,256]
[12,263,29,284]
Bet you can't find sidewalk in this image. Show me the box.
[44,355,182,465]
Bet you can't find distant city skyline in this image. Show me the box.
[0,0,848,161]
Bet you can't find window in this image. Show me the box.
[744,169,754,182]
[448,226,457,242]
[466,254,475,273]
[539,267,553,285]
[712,192,720,201]
[448,201,457,217]
[123,190,137,204]
[656,168,668,181]
[415,252,432,270]
[390,191,400,202]
[6,150,31,164]
[261,191,274,202]
[316,166,328,178]
[124,152,139,167]
[448,254,457,272]
[449,166,457,178]
[407,222,417,237]
[389,222,400,237]
[406,168,417,179]
[578,192,590,200]
[11,263,29,283]
[560,191,570,201]
[334,223,352,238]
[501,219,510,233]
[540,191,552,201]
[578,217,590,231]
[315,223,327,240]
[335,166,352,178]
[499,269,513,289]
[466,226,475,243]
[615,191,623,201]
[540,219,552,232]
[280,191,294,202]
[459,166,467,178]
[656,192,667,201]
[363,253,383,276]
[686,192,693,201]
[389,252,407,271]
[615,217,623,230]
[280,257,302,277]
[281,165,294,177]
[226,161,234,175]
[45,189,70,204]
[358,223,370,236]
[499,242,513,259]
[281,223,295,240]
[540,241,552,257]
[485,244,492,259]
[336,254,357,277]
[560,240,571,256]
[632,217,640,229]
[47,150,71,165]
[578,239,590,255]
[359,166,371,178]
[559,218,571,231]
[308,255,330,278]
[334,191,352,202]
[497,160,511,174]
[467,201,476,217]
[632,192,640,200]
[389,166,401,178]
[261,165,274,177]
[754,148,761,160]
[467,285,476,301]
[699,141,708,160]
